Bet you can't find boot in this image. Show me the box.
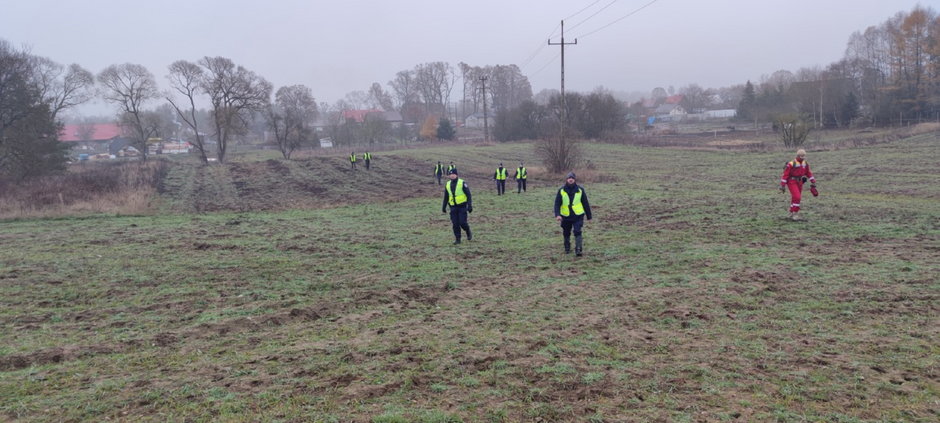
[575,235,583,257]
[453,238,461,245]
[466,229,473,241]
[563,238,571,254]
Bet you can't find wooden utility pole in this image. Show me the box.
[480,75,489,143]
[549,20,577,145]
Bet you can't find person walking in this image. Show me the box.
[349,152,357,170]
[442,168,473,244]
[514,161,527,193]
[554,172,592,256]
[363,151,372,170]
[779,149,817,220]
[447,161,456,174]
[434,161,444,185]
[493,163,507,195]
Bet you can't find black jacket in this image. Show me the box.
[554,183,592,220]
[442,178,473,212]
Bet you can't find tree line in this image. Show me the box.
[737,5,940,129]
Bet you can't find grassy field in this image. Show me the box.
[1,133,938,422]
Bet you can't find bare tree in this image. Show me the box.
[679,83,713,113]
[536,133,582,174]
[368,82,394,111]
[266,84,318,159]
[388,69,419,113]
[166,60,210,163]
[344,90,369,109]
[31,57,95,122]
[488,64,533,113]
[199,56,272,163]
[414,62,453,112]
[97,63,160,160]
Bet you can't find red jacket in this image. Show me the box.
[780,158,815,186]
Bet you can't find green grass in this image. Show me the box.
[1,133,938,421]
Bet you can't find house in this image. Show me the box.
[341,109,404,127]
[705,109,737,119]
[464,112,491,129]
[653,103,687,120]
[59,123,124,153]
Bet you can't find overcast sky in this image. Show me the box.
[1,0,931,116]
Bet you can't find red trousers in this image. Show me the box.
[787,180,804,212]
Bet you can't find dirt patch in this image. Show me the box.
[0,344,123,371]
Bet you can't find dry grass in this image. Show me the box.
[0,160,167,219]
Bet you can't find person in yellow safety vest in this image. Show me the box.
[442,168,473,245]
[493,162,507,195]
[363,151,372,170]
[434,161,444,185]
[554,172,593,256]
[349,152,357,170]
[514,161,527,193]
[447,161,456,174]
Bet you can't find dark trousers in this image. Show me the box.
[436,174,442,185]
[560,216,584,252]
[350,161,356,170]
[516,179,527,193]
[496,180,506,195]
[365,159,371,170]
[449,206,471,240]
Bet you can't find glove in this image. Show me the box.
[442,209,447,214]
[779,185,786,193]
[468,207,473,213]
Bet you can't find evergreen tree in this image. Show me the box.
[737,80,756,121]
[436,118,455,141]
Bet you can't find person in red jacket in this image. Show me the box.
[779,149,816,220]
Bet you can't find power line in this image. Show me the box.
[520,22,562,70]
[528,53,561,78]
[567,0,620,32]
[574,0,662,39]
[564,0,604,21]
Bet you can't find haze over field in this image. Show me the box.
[0,0,925,112]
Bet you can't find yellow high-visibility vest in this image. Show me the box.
[495,168,507,180]
[516,167,527,179]
[349,154,357,162]
[559,188,584,217]
[446,179,467,206]
[364,152,372,160]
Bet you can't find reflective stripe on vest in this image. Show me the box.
[559,188,584,217]
[517,167,526,179]
[350,154,356,162]
[789,160,806,168]
[364,153,371,160]
[446,179,467,206]
[496,168,507,180]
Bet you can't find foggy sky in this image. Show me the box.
[1,0,930,116]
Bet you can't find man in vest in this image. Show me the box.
[779,149,816,221]
[514,161,527,193]
[554,172,592,256]
[442,168,473,244]
[434,161,444,185]
[447,161,456,174]
[493,163,507,195]
[363,151,372,170]
[349,152,357,170]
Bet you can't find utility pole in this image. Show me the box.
[480,75,489,143]
[549,20,577,146]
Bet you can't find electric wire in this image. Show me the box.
[566,0,620,32]
[574,0,662,39]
